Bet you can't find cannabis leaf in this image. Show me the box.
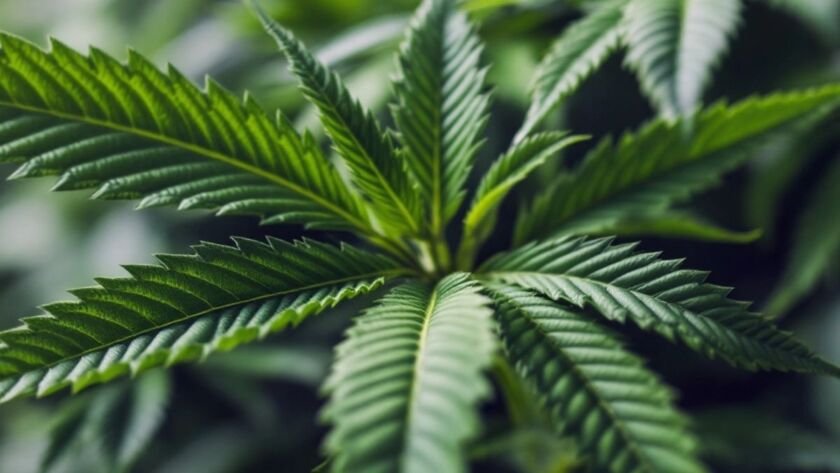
[0,239,402,401]
[323,274,495,472]
[0,2,838,472]
[490,284,706,473]
[768,154,840,315]
[481,236,840,376]
[623,0,742,117]
[392,0,490,236]
[458,131,587,268]
[515,0,624,141]
[0,34,372,235]
[514,86,840,244]
[251,2,422,237]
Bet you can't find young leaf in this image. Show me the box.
[0,35,370,233]
[515,0,625,142]
[514,86,840,245]
[323,274,495,473]
[0,239,403,402]
[490,284,706,473]
[392,0,491,233]
[767,155,840,316]
[480,236,840,376]
[250,2,421,236]
[623,0,742,117]
[458,132,587,269]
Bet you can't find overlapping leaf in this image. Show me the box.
[515,0,624,141]
[768,155,840,315]
[41,370,170,473]
[481,236,840,376]
[623,0,742,117]
[392,0,490,232]
[251,2,421,236]
[491,284,706,473]
[514,86,840,244]
[458,132,586,268]
[324,274,495,473]
[0,239,403,402]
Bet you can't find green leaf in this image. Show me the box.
[696,406,840,472]
[490,284,706,473]
[458,132,587,269]
[0,34,370,233]
[767,154,840,316]
[515,0,624,141]
[588,212,762,244]
[480,236,840,376]
[250,2,421,236]
[41,370,170,473]
[514,86,840,245]
[323,274,495,473]
[392,0,491,232]
[623,0,742,117]
[744,111,833,237]
[0,239,403,402]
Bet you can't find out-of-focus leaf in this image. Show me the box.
[41,370,171,473]
[470,429,580,473]
[588,212,762,243]
[768,154,840,316]
[203,345,331,386]
[696,407,840,472]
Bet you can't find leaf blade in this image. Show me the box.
[0,239,403,402]
[516,0,624,141]
[0,35,370,233]
[490,284,707,473]
[514,86,840,244]
[623,0,742,117]
[324,274,496,473]
[481,236,840,376]
[392,0,491,231]
[250,2,422,236]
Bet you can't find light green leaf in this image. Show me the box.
[623,0,742,117]
[392,0,491,232]
[480,236,840,376]
[490,284,706,473]
[458,132,587,269]
[514,86,840,245]
[250,2,421,236]
[515,0,624,141]
[0,239,403,402]
[0,34,369,233]
[323,274,495,473]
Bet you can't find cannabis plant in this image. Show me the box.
[0,0,838,471]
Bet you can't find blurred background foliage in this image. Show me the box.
[0,0,838,472]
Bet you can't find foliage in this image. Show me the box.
[0,0,838,472]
